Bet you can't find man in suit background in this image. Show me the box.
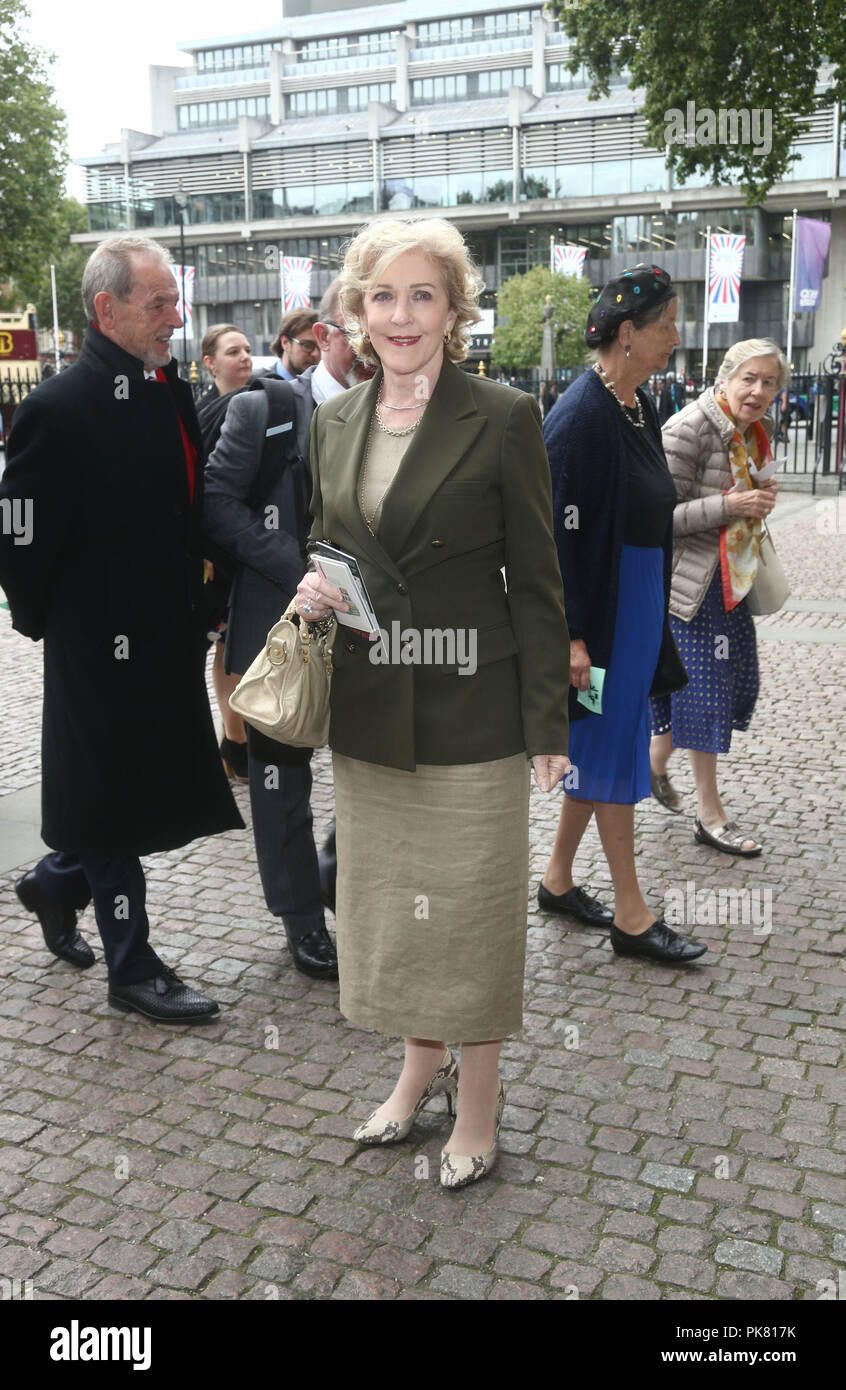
[266,309,320,381]
[204,278,365,979]
[0,235,243,1022]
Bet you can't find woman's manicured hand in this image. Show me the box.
[570,638,591,691]
[532,755,572,792]
[295,571,349,621]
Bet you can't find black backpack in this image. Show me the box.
[244,377,302,515]
[200,376,307,587]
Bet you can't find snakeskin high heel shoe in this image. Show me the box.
[440,1080,505,1190]
[352,1047,459,1145]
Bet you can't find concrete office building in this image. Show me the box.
[75,0,846,372]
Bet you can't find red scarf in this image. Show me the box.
[153,367,196,502]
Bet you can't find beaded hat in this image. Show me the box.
[584,263,675,347]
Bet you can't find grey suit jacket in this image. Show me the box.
[204,367,317,675]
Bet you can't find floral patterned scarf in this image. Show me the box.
[716,390,771,611]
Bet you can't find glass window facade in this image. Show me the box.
[522,156,666,199]
[546,61,589,90]
[411,73,468,104]
[287,82,395,118]
[499,223,612,278]
[410,68,530,106]
[196,43,277,72]
[254,182,374,219]
[135,190,246,226]
[297,31,395,62]
[417,10,537,45]
[178,97,270,128]
[416,16,474,45]
[481,8,536,37]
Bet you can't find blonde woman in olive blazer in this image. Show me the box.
[296,217,570,1191]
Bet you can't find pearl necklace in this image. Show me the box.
[594,362,645,428]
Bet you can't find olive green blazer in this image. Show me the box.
[308,359,569,771]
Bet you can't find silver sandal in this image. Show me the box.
[694,818,762,857]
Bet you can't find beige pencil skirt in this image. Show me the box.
[332,750,531,1043]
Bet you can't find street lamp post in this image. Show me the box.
[174,185,189,373]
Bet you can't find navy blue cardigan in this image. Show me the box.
[543,368,686,722]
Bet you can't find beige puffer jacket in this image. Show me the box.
[662,387,774,621]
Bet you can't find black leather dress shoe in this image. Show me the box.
[15,871,96,968]
[284,923,339,980]
[537,881,614,927]
[108,969,219,1023]
[610,920,707,964]
[318,824,337,913]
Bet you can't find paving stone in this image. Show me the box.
[146,1254,218,1291]
[1,511,843,1302]
[714,1239,784,1276]
[428,1265,492,1300]
[595,1237,656,1275]
[149,1220,211,1255]
[641,1163,696,1193]
[655,1254,716,1292]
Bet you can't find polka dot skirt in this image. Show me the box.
[650,566,759,754]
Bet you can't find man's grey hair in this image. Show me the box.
[81,235,173,323]
[317,277,343,326]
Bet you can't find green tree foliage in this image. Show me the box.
[551,0,846,203]
[16,199,89,339]
[491,267,594,370]
[0,0,68,283]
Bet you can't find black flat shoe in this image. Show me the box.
[15,871,96,968]
[610,920,707,964]
[220,737,249,783]
[537,882,614,927]
[108,969,219,1023]
[284,923,338,980]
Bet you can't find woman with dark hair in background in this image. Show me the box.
[539,264,707,966]
[197,324,254,782]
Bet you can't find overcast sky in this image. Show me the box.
[27,0,275,198]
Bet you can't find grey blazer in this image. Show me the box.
[204,367,316,675]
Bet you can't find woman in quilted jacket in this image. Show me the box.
[649,339,787,855]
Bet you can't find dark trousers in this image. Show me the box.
[34,852,164,984]
[246,725,324,937]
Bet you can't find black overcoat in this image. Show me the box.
[0,327,243,855]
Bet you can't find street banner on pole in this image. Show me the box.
[553,243,587,277]
[708,233,745,324]
[170,265,195,336]
[282,256,313,310]
[794,216,832,311]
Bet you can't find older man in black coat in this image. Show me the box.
[0,235,243,1022]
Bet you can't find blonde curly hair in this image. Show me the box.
[338,216,484,366]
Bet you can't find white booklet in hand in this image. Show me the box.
[749,455,782,483]
[310,542,381,638]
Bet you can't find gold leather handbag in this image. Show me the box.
[228,600,335,748]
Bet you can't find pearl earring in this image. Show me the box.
[625,344,631,359]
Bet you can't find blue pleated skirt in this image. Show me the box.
[649,565,759,754]
[568,544,664,805]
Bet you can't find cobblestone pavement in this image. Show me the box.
[0,493,843,1302]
